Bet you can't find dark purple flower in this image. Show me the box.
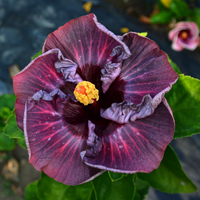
[13,14,178,185]
[169,21,199,51]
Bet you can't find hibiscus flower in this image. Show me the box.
[13,14,178,185]
[169,21,199,51]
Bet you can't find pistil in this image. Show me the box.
[180,31,188,40]
[74,81,99,106]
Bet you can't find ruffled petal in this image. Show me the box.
[168,29,180,41]
[182,37,199,51]
[31,88,66,101]
[171,36,184,51]
[14,49,66,130]
[80,121,103,158]
[24,97,102,185]
[116,32,178,104]
[43,13,130,69]
[83,101,174,173]
[100,45,131,93]
[101,62,121,93]
[189,21,199,38]
[55,53,83,83]
[101,95,154,124]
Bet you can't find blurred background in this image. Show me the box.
[0,0,200,199]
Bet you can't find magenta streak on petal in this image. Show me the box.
[122,56,166,83]
[121,44,152,79]
[120,140,135,162]
[33,125,71,158]
[135,134,160,162]
[122,126,144,156]
[109,134,131,166]
[54,35,74,59]
[93,14,131,57]
[25,98,101,185]
[43,140,81,182]
[42,138,77,180]
[132,127,150,143]
[48,139,81,181]
[88,31,92,65]
[97,31,103,65]
[114,141,123,167]
[34,64,60,84]
[45,132,75,160]
[114,32,179,104]
[124,63,173,81]
[97,34,110,65]
[109,137,115,168]
[14,49,67,131]
[135,120,167,155]
[43,14,130,71]
[83,102,174,173]
[27,122,66,153]
[126,80,167,87]
[78,32,86,68]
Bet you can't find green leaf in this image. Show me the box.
[138,145,197,194]
[92,172,135,200]
[0,120,4,130]
[17,138,27,149]
[108,172,124,181]
[168,56,181,74]
[137,32,148,37]
[166,74,200,138]
[89,190,96,200]
[0,94,16,110]
[134,178,149,200]
[4,110,24,139]
[0,107,11,119]
[0,130,15,151]
[25,181,39,200]
[0,95,16,151]
[188,8,200,30]
[150,11,173,24]
[170,0,191,19]
[37,172,93,200]
[31,50,42,60]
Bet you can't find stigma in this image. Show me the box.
[180,31,188,40]
[74,81,99,106]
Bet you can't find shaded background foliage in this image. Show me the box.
[0,0,200,200]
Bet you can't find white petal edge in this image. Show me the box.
[23,101,31,160]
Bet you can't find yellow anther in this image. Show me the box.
[74,81,99,106]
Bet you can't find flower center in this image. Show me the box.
[74,81,99,106]
[180,31,188,40]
